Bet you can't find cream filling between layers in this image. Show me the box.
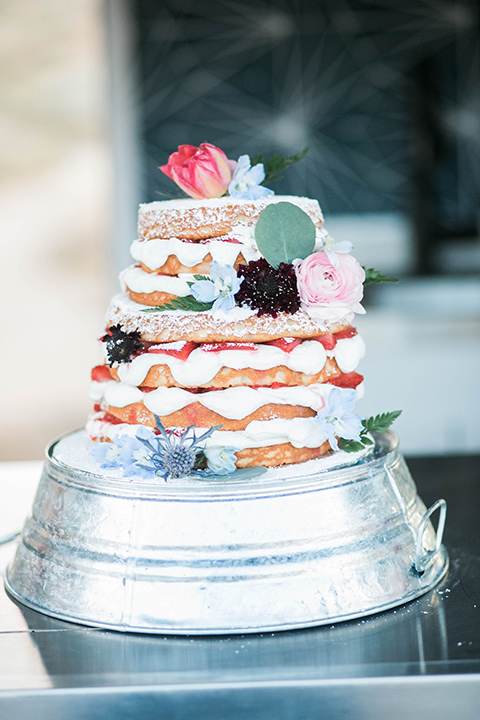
[112,335,365,387]
[130,225,331,272]
[91,382,338,419]
[121,267,196,296]
[130,229,260,270]
[86,413,328,450]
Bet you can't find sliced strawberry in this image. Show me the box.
[201,342,258,352]
[148,341,197,361]
[102,412,123,425]
[266,337,303,353]
[218,236,241,244]
[329,372,364,389]
[334,326,358,340]
[91,365,112,382]
[93,403,102,413]
[313,333,336,350]
[269,382,290,389]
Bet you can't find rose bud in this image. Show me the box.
[160,143,236,199]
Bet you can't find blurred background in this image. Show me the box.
[1,0,479,460]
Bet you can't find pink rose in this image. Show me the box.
[294,251,366,321]
[160,143,236,200]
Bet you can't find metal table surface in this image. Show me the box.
[0,453,479,720]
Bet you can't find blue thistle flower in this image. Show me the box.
[134,418,222,480]
[90,418,223,481]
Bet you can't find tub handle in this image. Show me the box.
[414,498,447,574]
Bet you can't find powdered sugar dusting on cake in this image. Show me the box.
[138,196,324,241]
[106,294,353,343]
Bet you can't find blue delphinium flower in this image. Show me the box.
[228,155,274,200]
[91,433,154,479]
[91,439,121,468]
[190,261,242,313]
[90,418,222,481]
[316,229,353,269]
[203,446,237,475]
[315,387,364,451]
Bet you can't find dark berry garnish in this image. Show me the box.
[235,258,300,317]
[101,324,143,365]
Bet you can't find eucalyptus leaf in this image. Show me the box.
[254,202,316,268]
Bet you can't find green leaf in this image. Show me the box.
[186,274,210,289]
[259,147,309,185]
[338,439,367,453]
[362,410,402,434]
[142,296,214,313]
[363,267,399,285]
[254,201,316,268]
[250,152,265,167]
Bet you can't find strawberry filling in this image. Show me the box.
[329,372,364,389]
[266,337,303,353]
[314,333,336,350]
[201,341,258,352]
[115,327,359,367]
[334,327,358,341]
[147,341,197,360]
[91,365,113,382]
[94,411,123,425]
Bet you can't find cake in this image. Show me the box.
[87,143,399,478]
[7,144,447,638]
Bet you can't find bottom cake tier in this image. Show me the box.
[6,430,448,634]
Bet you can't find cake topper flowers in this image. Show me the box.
[228,155,274,200]
[160,143,309,200]
[160,143,235,200]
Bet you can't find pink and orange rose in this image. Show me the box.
[294,251,365,321]
[160,143,236,199]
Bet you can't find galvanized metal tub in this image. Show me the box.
[5,430,448,634]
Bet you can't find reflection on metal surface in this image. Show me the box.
[8,585,450,687]
[0,531,20,545]
[5,431,448,635]
[414,499,447,574]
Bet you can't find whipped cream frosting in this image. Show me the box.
[130,229,260,271]
[86,413,328,451]
[121,267,196,296]
[90,380,363,422]
[91,381,338,419]
[108,335,364,388]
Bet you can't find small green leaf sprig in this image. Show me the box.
[363,268,398,285]
[339,410,402,452]
[251,147,309,185]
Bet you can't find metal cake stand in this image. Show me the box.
[5,430,448,634]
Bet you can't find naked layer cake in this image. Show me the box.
[87,143,399,478]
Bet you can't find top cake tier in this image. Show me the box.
[137,195,324,241]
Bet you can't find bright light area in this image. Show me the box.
[0,0,111,459]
